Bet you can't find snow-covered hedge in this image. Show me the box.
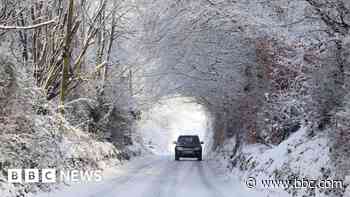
[0,60,142,197]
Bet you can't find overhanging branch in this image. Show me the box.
[0,18,57,30]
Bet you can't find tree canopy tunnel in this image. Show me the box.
[133,0,262,156]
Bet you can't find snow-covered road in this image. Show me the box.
[36,155,257,197]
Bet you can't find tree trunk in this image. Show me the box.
[103,7,116,88]
[59,0,74,114]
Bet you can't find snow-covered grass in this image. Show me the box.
[0,110,148,197]
[209,126,342,197]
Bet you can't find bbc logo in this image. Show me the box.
[7,169,103,183]
[8,169,56,183]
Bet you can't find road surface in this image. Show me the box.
[36,155,256,197]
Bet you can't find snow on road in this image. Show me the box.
[35,155,258,197]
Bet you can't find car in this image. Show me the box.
[174,135,203,161]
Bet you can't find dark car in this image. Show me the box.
[174,135,203,161]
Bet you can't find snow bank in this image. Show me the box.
[0,112,124,196]
[210,127,343,197]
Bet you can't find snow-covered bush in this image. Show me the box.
[0,58,138,196]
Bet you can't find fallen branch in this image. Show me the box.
[0,18,57,30]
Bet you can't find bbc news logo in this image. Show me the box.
[7,169,103,183]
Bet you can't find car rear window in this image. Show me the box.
[177,136,200,145]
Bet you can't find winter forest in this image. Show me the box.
[1,0,350,197]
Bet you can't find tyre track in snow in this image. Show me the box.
[87,156,165,197]
[197,162,226,197]
[36,156,247,197]
[141,157,182,197]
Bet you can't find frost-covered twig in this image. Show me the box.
[0,18,57,30]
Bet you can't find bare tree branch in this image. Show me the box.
[0,18,57,30]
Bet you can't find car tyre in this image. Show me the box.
[175,153,179,161]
